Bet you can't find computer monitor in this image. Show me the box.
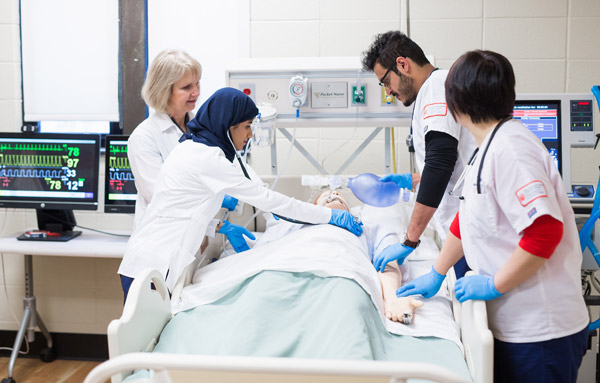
[0,132,100,240]
[513,100,562,175]
[104,135,136,214]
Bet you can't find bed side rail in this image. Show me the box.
[85,353,471,383]
[107,268,173,383]
[457,271,494,383]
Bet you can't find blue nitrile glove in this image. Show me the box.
[454,275,502,303]
[396,266,446,298]
[221,194,238,211]
[328,209,363,236]
[373,243,415,272]
[218,220,256,253]
[380,173,412,189]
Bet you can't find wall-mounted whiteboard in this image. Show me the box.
[20,0,119,122]
[147,0,250,108]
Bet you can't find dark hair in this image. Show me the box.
[362,31,430,72]
[445,50,515,124]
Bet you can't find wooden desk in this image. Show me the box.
[0,230,129,383]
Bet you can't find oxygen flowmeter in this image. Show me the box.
[289,74,308,109]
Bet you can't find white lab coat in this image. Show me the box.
[127,111,192,229]
[459,119,588,343]
[411,70,477,240]
[118,140,332,291]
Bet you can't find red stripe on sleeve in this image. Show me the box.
[449,212,461,239]
[518,215,563,259]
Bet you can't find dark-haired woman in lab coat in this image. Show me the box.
[118,87,363,300]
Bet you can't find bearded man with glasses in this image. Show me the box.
[362,31,477,274]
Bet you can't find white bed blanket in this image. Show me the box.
[172,224,461,349]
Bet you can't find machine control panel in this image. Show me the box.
[571,100,593,132]
[571,184,594,198]
[569,184,595,204]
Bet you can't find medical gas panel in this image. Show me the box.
[226,57,414,127]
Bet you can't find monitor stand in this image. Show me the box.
[16,209,82,242]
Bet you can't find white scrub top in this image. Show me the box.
[119,140,333,291]
[127,111,192,229]
[459,119,588,343]
[411,70,477,240]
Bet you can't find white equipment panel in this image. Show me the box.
[226,57,413,128]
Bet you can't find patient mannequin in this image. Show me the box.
[314,190,424,324]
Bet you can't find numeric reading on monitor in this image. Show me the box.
[0,137,97,201]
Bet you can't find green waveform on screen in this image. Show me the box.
[0,154,63,167]
[109,157,130,169]
[110,145,128,155]
[0,143,65,152]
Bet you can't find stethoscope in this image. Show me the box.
[449,116,512,199]
[226,131,312,225]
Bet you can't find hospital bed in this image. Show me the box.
[85,202,493,383]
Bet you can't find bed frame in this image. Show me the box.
[84,267,493,383]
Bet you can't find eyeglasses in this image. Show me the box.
[378,67,393,87]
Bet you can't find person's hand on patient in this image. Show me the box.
[218,220,256,253]
[454,275,502,303]
[396,266,446,298]
[380,173,413,189]
[328,209,363,236]
[221,194,238,211]
[373,243,415,272]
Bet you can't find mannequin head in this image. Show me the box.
[314,190,350,211]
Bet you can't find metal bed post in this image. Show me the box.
[270,131,278,176]
[2,254,56,383]
[384,127,391,174]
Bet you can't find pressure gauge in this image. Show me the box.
[289,74,308,108]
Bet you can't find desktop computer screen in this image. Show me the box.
[104,135,136,214]
[0,132,100,240]
[513,100,562,175]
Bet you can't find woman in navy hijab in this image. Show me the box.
[118,87,363,301]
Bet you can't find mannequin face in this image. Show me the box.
[315,190,350,211]
[228,119,254,151]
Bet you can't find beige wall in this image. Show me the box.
[0,0,599,335]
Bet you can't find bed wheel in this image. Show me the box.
[39,347,56,363]
[1,378,16,383]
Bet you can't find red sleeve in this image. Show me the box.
[518,215,563,259]
[449,212,461,239]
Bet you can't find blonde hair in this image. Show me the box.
[141,49,202,114]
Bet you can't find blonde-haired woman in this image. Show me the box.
[128,49,202,228]
[124,50,214,300]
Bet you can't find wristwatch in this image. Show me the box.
[402,235,421,249]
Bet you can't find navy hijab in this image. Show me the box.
[182,87,259,162]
